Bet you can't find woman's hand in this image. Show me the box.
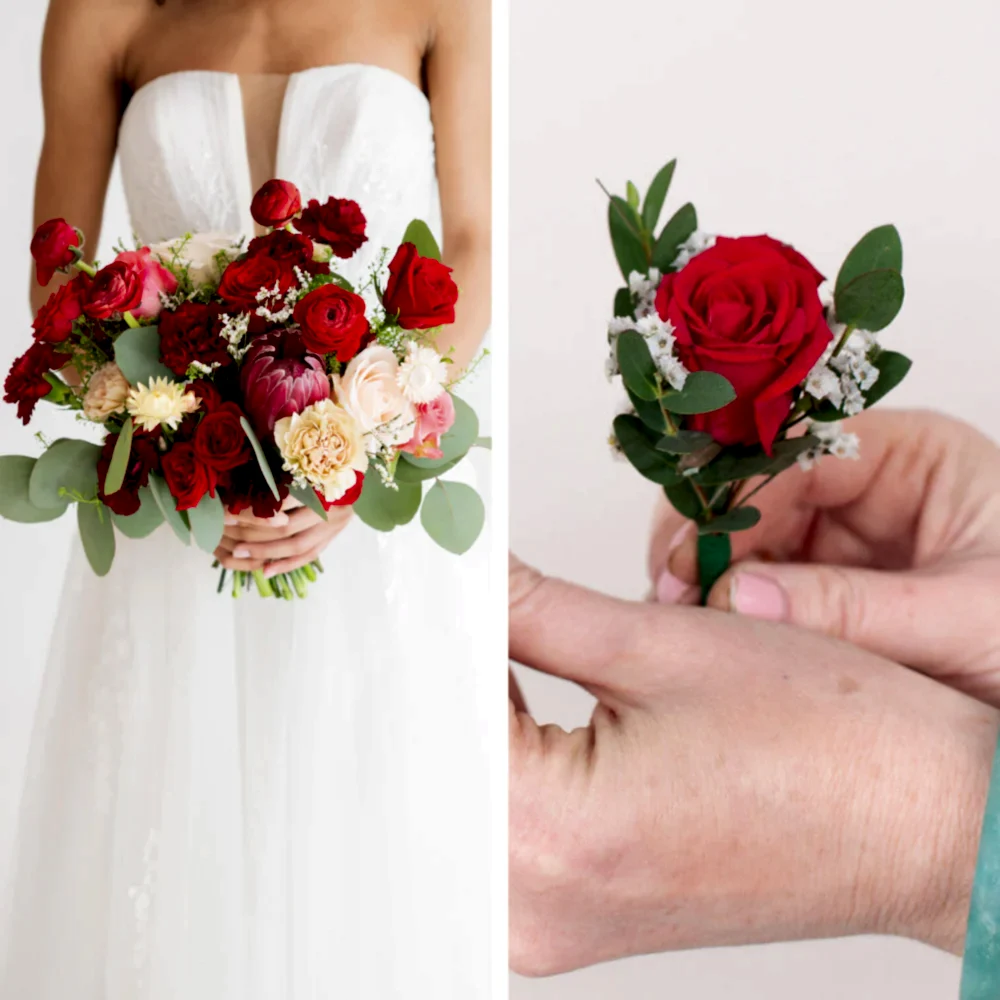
[214,497,354,577]
[509,554,995,977]
[649,409,1000,706]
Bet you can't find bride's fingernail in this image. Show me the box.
[730,572,788,621]
[223,515,240,526]
[268,514,290,526]
[233,547,252,559]
[665,523,692,573]
[655,569,690,604]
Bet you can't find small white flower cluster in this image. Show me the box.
[255,281,301,325]
[218,311,251,360]
[186,360,222,378]
[671,231,717,271]
[607,273,689,391]
[797,420,862,471]
[397,342,448,404]
[805,320,879,417]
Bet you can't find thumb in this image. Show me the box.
[509,552,652,692]
[709,560,988,682]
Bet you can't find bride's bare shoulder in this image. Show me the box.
[42,0,149,86]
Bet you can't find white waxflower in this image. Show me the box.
[805,363,844,408]
[672,231,717,271]
[396,342,449,404]
[126,377,199,432]
[608,316,635,337]
[656,355,689,391]
[799,420,862,469]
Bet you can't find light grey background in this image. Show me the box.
[0,6,131,895]
[510,0,998,996]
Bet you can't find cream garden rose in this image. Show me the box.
[82,362,130,422]
[332,345,416,452]
[148,232,242,287]
[274,398,368,503]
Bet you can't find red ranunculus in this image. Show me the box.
[218,464,291,520]
[654,235,833,454]
[158,301,232,376]
[383,243,458,330]
[161,442,216,511]
[114,247,179,319]
[32,273,90,343]
[292,284,369,360]
[3,341,63,424]
[245,229,327,279]
[240,331,331,438]
[194,402,252,473]
[84,260,144,320]
[97,429,160,516]
[250,179,302,229]
[294,197,367,258]
[31,218,80,286]
[318,471,364,509]
[217,252,296,313]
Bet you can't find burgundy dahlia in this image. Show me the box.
[239,331,331,439]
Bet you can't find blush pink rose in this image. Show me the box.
[400,391,456,460]
[115,247,179,319]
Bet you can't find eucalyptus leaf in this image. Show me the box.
[616,330,658,402]
[693,436,819,486]
[291,485,329,521]
[652,202,697,272]
[395,455,462,483]
[865,350,912,408]
[420,480,485,555]
[608,195,647,281]
[663,480,704,520]
[0,456,68,523]
[627,388,667,433]
[835,225,902,295]
[698,506,762,535]
[111,487,165,539]
[78,502,116,576]
[148,473,191,544]
[399,395,478,470]
[473,436,492,450]
[353,474,422,531]
[626,181,640,211]
[833,268,905,332]
[656,430,715,454]
[613,287,633,319]
[29,438,102,509]
[239,417,281,501]
[114,325,175,385]
[188,491,225,554]
[401,219,441,261]
[613,415,683,487]
[104,417,134,496]
[641,159,677,234]
[661,371,736,415]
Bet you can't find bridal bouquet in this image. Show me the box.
[604,159,911,599]
[0,179,486,599]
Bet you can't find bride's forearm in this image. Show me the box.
[441,231,491,375]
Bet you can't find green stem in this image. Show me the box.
[73,260,97,278]
[123,311,140,329]
[831,322,857,359]
[252,569,274,598]
[697,532,732,605]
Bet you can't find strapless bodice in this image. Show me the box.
[117,64,442,286]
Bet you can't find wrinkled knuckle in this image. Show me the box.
[813,566,867,642]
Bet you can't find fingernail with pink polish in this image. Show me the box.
[730,572,789,621]
[233,547,251,559]
[655,569,690,604]
[223,516,240,526]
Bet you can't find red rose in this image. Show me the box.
[250,179,302,229]
[217,253,296,313]
[318,471,364,509]
[383,243,458,330]
[194,402,251,473]
[97,430,160,516]
[158,301,232,376]
[3,341,62,424]
[113,247,178,319]
[32,273,90,343]
[31,218,80,285]
[654,235,833,453]
[218,464,291,520]
[240,331,331,438]
[294,197,367,258]
[84,260,144,320]
[161,442,216,511]
[292,284,370,360]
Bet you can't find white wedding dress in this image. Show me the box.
[1,65,492,999]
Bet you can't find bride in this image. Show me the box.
[2,0,492,997]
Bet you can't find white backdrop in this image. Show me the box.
[0,6,131,894]
[510,0,998,996]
